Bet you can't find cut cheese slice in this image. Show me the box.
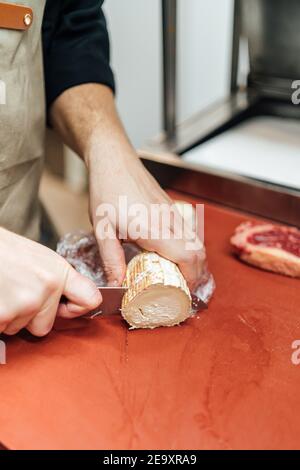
[121,251,191,329]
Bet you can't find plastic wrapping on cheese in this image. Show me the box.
[57,231,107,286]
[56,231,141,284]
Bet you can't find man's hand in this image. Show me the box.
[0,228,101,336]
[87,151,205,291]
[50,84,206,291]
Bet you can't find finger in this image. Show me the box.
[178,250,206,292]
[140,203,205,290]
[56,299,101,319]
[26,308,57,337]
[95,222,126,286]
[3,313,35,336]
[171,211,206,290]
[63,266,102,310]
[0,309,13,334]
[0,322,9,335]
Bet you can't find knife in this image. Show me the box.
[84,286,128,318]
[82,290,206,317]
[59,288,205,322]
[59,286,128,319]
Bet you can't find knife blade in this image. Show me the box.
[59,286,128,320]
[83,286,128,318]
[59,288,205,322]
[85,290,206,318]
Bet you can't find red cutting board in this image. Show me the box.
[0,191,299,450]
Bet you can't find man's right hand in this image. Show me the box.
[0,228,102,336]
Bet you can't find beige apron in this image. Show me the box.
[0,0,46,240]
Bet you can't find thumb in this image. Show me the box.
[60,266,102,317]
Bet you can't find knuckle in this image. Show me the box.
[20,293,41,314]
[0,307,15,324]
[102,260,120,271]
[4,327,21,336]
[0,315,14,333]
[0,326,8,335]
[38,270,59,294]
[103,263,123,279]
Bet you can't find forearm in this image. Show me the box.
[49,83,137,169]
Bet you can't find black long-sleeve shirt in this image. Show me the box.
[42,0,115,114]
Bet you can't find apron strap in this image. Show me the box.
[0,2,33,31]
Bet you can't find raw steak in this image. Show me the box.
[230,222,300,278]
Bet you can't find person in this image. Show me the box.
[0,0,204,337]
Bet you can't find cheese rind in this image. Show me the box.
[121,252,191,329]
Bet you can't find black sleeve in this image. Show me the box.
[42,0,115,114]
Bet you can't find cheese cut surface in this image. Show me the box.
[122,252,191,329]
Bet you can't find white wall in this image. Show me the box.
[104,0,233,148]
[178,0,233,122]
[104,0,162,148]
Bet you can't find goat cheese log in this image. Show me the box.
[121,200,200,329]
[231,222,300,278]
[121,252,191,329]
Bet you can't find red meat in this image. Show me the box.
[230,222,300,278]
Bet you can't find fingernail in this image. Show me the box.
[67,303,89,314]
[79,279,102,306]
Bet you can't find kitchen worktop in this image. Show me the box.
[0,191,299,450]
